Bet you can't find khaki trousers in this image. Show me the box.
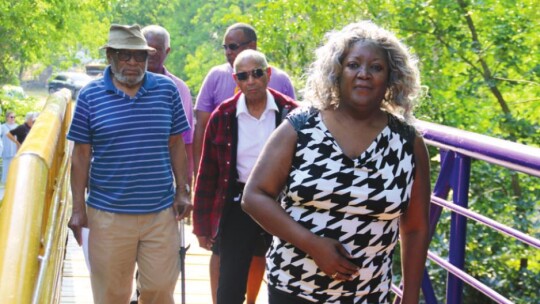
[88,206,180,304]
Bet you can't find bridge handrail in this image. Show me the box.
[431,196,539,249]
[416,120,540,177]
[413,119,540,304]
[0,89,72,304]
[32,153,71,303]
[426,251,513,304]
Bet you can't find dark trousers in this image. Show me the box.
[216,197,267,304]
[268,285,315,304]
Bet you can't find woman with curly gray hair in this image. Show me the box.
[243,20,430,303]
[304,21,422,122]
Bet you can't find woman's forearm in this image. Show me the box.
[400,229,429,303]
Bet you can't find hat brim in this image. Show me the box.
[100,44,156,54]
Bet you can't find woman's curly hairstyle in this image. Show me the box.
[303,21,422,122]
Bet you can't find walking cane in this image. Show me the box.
[178,219,190,304]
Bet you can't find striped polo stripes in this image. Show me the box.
[67,66,190,214]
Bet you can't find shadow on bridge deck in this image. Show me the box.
[60,222,269,304]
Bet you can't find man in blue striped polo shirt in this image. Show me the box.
[67,24,192,304]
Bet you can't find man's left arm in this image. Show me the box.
[184,142,193,186]
[169,134,192,220]
[177,82,195,186]
[6,130,20,148]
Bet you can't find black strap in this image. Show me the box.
[287,106,318,131]
[275,104,292,127]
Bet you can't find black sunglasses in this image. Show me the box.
[235,68,266,81]
[222,41,252,51]
[113,50,148,62]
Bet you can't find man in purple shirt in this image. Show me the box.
[136,25,193,304]
[194,23,295,175]
[143,25,194,185]
[193,23,296,304]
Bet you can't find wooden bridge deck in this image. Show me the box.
[60,223,268,304]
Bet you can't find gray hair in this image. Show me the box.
[141,25,170,48]
[233,50,268,73]
[304,21,422,122]
[25,112,38,122]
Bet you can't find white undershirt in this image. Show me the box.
[236,90,278,183]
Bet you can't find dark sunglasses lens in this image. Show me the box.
[133,52,148,62]
[236,72,249,81]
[116,51,147,62]
[253,69,265,78]
[117,52,130,61]
[223,43,240,51]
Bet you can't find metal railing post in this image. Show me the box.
[422,150,456,304]
[446,154,471,304]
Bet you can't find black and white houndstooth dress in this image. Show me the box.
[267,107,417,303]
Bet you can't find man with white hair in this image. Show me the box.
[67,24,192,304]
[194,50,298,304]
[193,23,296,304]
[142,25,194,186]
[6,111,37,148]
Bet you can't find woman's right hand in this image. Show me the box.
[307,236,360,281]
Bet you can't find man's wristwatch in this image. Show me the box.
[178,183,190,195]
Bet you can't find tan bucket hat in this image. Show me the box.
[101,24,156,53]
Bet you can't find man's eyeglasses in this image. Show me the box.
[235,68,266,81]
[8,116,15,118]
[113,50,148,62]
[222,41,252,51]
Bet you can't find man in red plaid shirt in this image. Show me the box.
[193,50,298,304]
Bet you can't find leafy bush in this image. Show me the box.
[0,88,43,124]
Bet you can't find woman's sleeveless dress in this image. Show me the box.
[267,108,417,303]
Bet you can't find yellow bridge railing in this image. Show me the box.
[0,89,73,304]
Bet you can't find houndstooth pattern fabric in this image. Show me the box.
[267,108,416,303]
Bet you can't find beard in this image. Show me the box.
[110,59,147,86]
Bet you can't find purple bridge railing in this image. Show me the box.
[391,120,540,304]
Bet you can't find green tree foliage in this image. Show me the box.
[375,0,539,146]
[108,0,254,89]
[0,0,110,84]
[247,0,370,92]
[2,0,538,302]
[0,92,43,126]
